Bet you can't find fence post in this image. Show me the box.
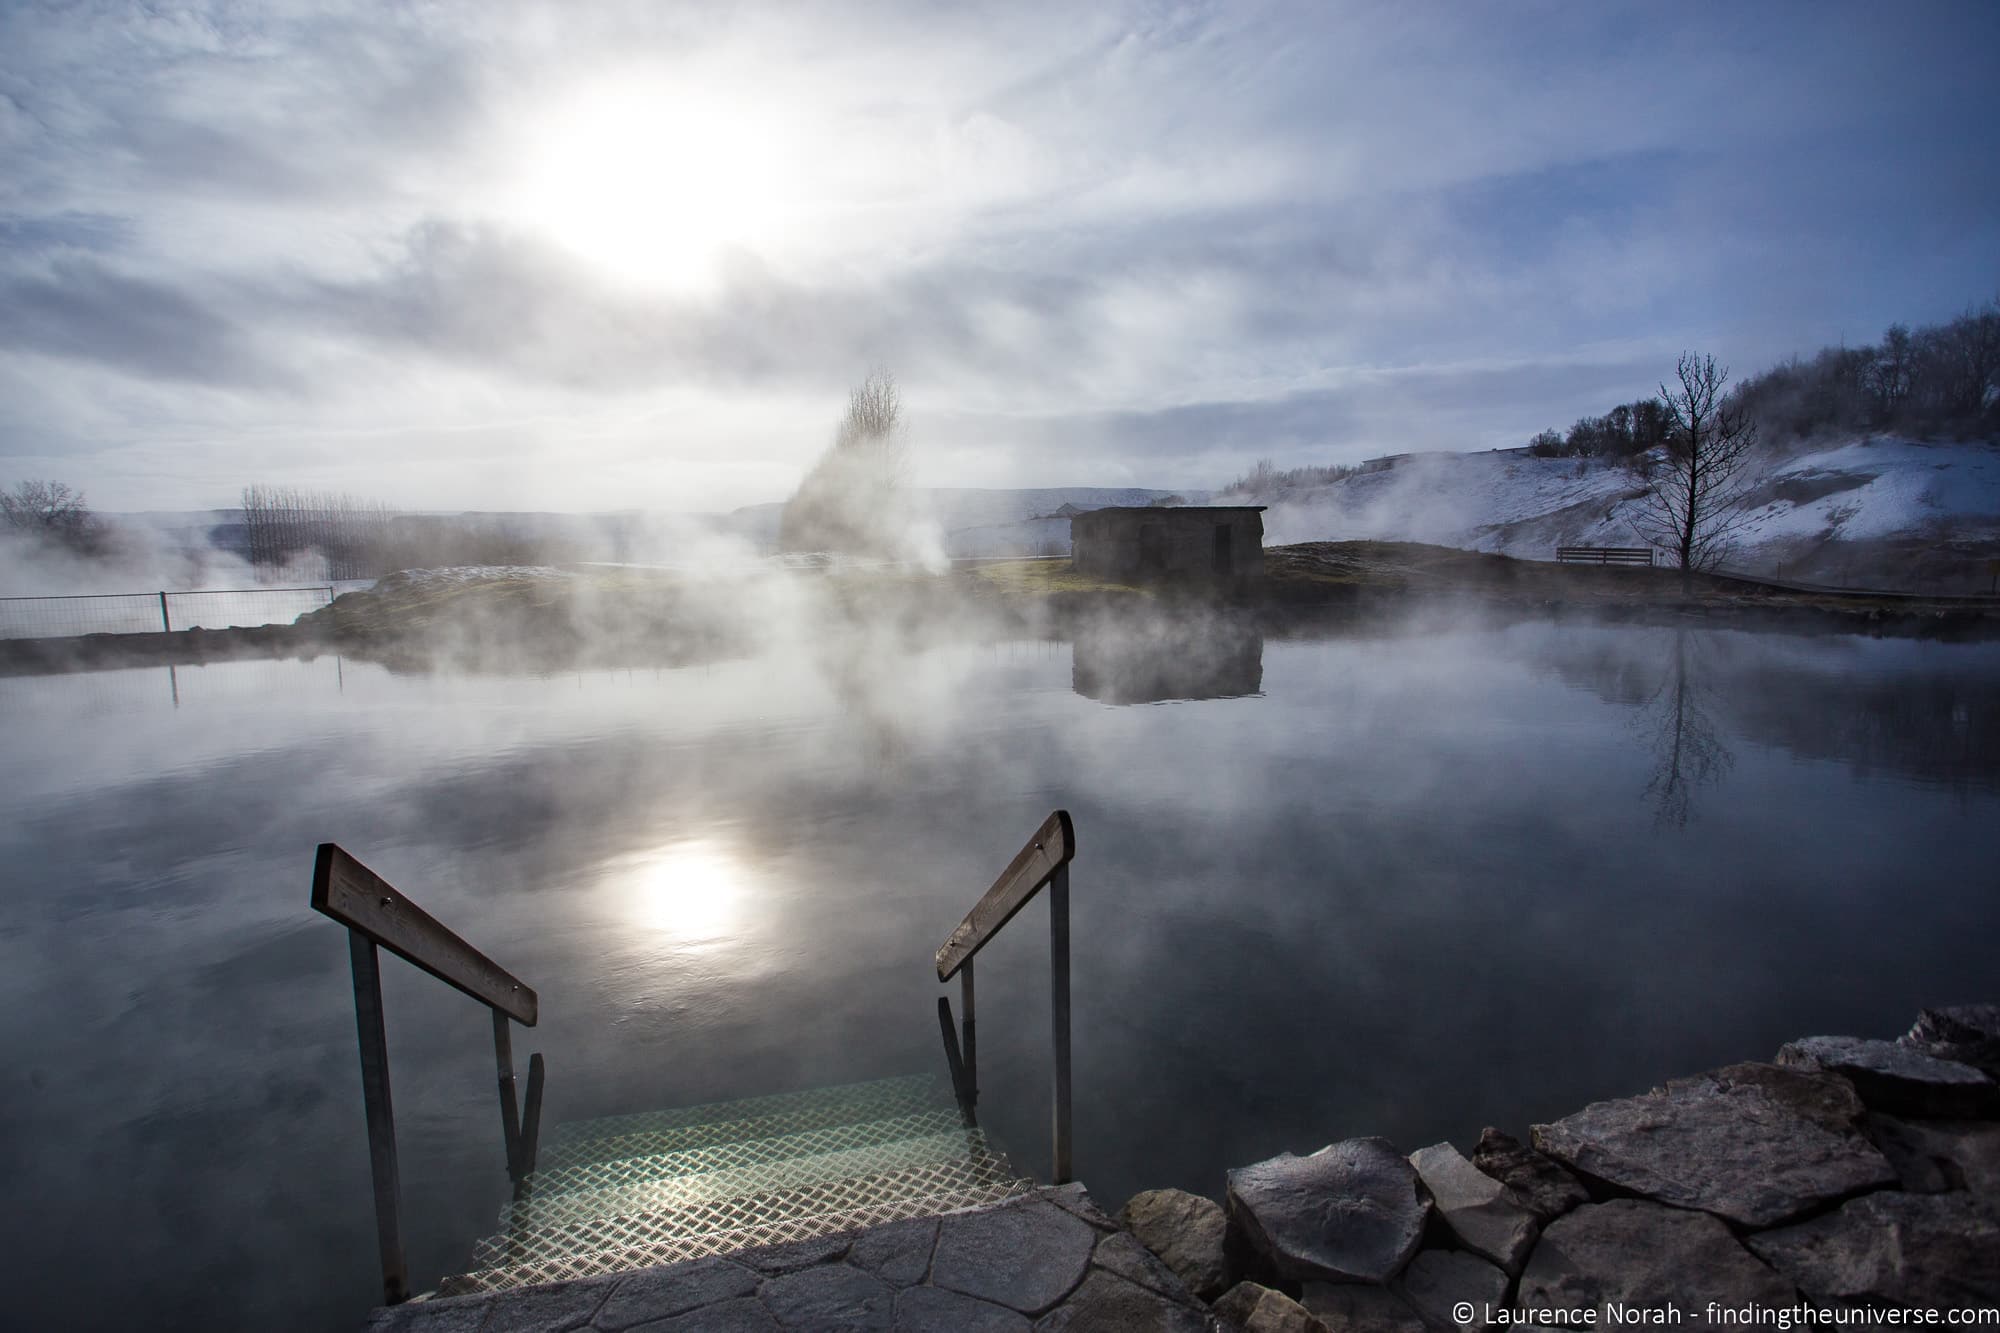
[158,591,172,633]
[1049,863,1072,1186]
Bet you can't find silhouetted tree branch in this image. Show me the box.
[1,479,105,556]
[777,369,912,558]
[1630,352,1762,581]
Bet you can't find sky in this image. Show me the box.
[2,0,1997,515]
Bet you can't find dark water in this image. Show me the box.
[2,620,1996,1330]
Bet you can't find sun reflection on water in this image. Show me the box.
[602,837,760,947]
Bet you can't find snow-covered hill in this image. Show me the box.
[1233,437,2000,589]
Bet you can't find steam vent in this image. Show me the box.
[1069,505,1266,585]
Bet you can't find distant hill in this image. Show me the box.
[718,487,1206,557]
[86,488,1202,583]
[1220,437,2000,592]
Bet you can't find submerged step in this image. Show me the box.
[467,1141,1025,1271]
[519,1107,973,1210]
[538,1074,950,1171]
[438,1175,1034,1297]
[501,1126,995,1239]
[547,1073,941,1147]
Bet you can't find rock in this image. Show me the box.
[736,1231,854,1273]
[1470,1127,1589,1222]
[1901,1003,2000,1078]
[932,1199,1098,1315]
[637,1295,780,1331]
[1225,1139,1429,1284]
[443,1279,603,1332]
[1031,1269,1212,1331]
[1747,1190,2000,1305]
[1091,1231,1193,1302]
[1212,1280,1328,1332]
[596,1257,761,1329]
[1861,1113,2000,1198]
[845,1216,938,1287]
[1395,1249,1508,1333]
[756,1264,894,1329]
[1531,1062,1896,1227]
[1298,1282,1427,1333]
[1517,1199,1795,1321]
[1778,1035,1997,1118]
[1119,1188,1232,1300]
[1408,1142,1539,1274]
[1045,1183,1122,1233]
[365,1296,491,1333]
[895,1284,1031,1332]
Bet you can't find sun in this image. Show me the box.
[510,75,797,290]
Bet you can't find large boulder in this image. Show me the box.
[1119,1188,1231,1301]
[1861,1113,2000,1198]
[1517,1199,1796,1319]
[1395,1250,1508,1333]
[1900,1004,2000,1078]
[1777,1035,1997,1118]
[1470,1127,1589,1221]
[1408,1142,1538,1275]
[1532,1062,1896,1227]
[1212,1281,1329,1333]
[1225,1139,1429,1284]
[1298,1282,1426,1333]
[1747,1191,2000,1305]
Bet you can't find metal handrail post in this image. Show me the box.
[492,1010,523,1181]
[932,812,1077,1183]
[1049,863,1072,1185]
[349,931,410,1305]
[960,958,977,1105]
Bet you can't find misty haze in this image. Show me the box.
[3,3,1998,1330]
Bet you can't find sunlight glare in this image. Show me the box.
[511,75,798,290]
[608,837,755,944]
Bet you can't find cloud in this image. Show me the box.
[0,0,1996,510]
[0,256,288,387]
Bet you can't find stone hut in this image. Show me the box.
[1069,506,1266,585]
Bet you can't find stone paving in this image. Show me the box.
[365,1004,2000,1332]
[366,1185,1223,1332]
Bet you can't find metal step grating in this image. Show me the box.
[473,1138,1023,1268]
[434,1075,1037,1299]
[536,1075,950,1171]
[546,1074,940,1146]
[511,1116,980,1224]
[439,1175,1033,1296]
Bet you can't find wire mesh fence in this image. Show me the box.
[0,585,335,640]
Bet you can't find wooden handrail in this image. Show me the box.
[314,844,538,1024]
[312,844,543,1306]
[934,811,1076,1184]
[935,810,1074,981]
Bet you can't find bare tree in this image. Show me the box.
[777,369,912,557]
[1,479,105,555]
[240,484,394,579]
[1631,352,1762,581]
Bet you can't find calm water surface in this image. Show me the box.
[3,620,1996,1330]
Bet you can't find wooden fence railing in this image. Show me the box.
[312,844,544,1305]
[934,811,1077,1184]
[1556,546,1654,566]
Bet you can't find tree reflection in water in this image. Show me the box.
[1639,628,1734,829]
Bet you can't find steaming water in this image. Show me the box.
[3,621,1997,1330]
